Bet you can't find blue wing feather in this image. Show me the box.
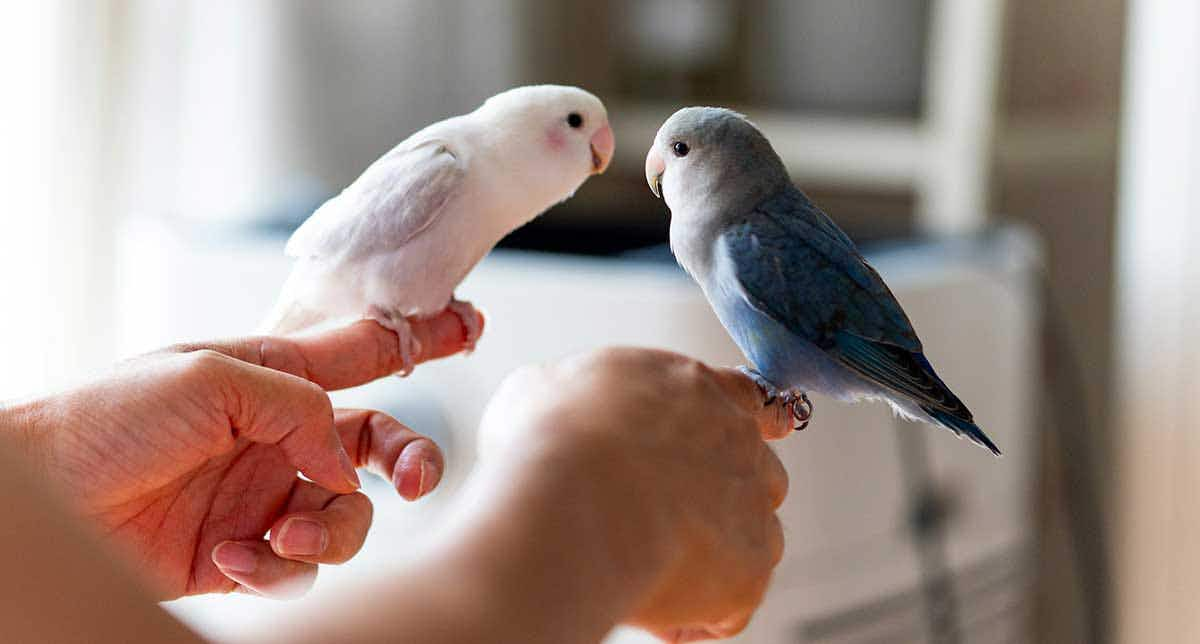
[719,186,1001,455]
[721,187,920,351]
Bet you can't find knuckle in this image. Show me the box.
[767,514,786,566]
[300,376,327,398]
[257,336,308,379]
[338,489,374,515]
[772,473,790,508]
[592,346,687,373]
[187,348,227,368]
[161,341,199,355]
[691,359,715,379]
[270,564,319,599]
[713,612,754,638]
[673,355,713,386]
[177,348,231,381]
[329,498,373,562]
[336,494,374,528]
[299,379,333,412]
[764,450,789,501]
[581,346,641,372]
[507,363,543,382]
[738,569,773,607]
[266,373,331,423]
[496,364,543,397]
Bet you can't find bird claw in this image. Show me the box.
[367,306,422,377]
[735,366,811,431]
[780,390,813,432]
[447,297,482,354]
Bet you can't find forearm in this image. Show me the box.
[290,454,668,644]
[0,432,202,643]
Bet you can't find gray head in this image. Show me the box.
[645,107,789,210]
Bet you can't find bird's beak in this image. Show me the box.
[590,123,614,175]
[645,147,666,199]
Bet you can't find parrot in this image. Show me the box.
[262,85,615,374]
[644,107,1000,456]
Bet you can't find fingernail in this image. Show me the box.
[337,447,361,489]
[277,518,328,557]
[399,455,440,501]
[417,457,441,498]
[213,542,258,574]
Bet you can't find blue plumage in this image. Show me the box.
[647,107,1000,456]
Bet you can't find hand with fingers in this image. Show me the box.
[477,348,792,642]
[322,347,793,644]
[3,310,481,599]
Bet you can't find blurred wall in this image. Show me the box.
[1115,1,1200,642]
[991,0,1127,641]
[0,2,121,397]
[113,0,526,225]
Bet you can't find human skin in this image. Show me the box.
[1,311,478,598]
[1,336,791,642]
[287,348,793,643]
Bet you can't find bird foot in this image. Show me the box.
[779,390,813,432]
[736,366,811,431]
[737,365,782,403]
[447,297,482,354]
[367,306,422,377]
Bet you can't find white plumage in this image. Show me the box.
[263,85,614,373]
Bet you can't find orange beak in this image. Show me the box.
[645,147,666,198]
[590,123,614,175]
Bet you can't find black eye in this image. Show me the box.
[567,112,583,128]
[672,141,690,157]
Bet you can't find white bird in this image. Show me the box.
[263,85,614,373]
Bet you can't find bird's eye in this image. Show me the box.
[672,141,690,157]
[567,112,583,128]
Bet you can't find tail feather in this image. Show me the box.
[259,264,331,335]
[258,298,326,335]
[921,405,1002,456]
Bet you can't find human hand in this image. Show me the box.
[3,311,481,599]
[475,347,791,642]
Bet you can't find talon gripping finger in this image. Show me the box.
[790,393,813,431]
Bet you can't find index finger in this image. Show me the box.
[710,366,792,440]
[164,308,483,391]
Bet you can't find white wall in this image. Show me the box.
[1115,0,1200,641]
[0,2,117,398]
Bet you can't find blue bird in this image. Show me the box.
[645,107,1000,456]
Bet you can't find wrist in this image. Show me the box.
[420,447,675,644]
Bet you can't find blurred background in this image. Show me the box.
[0,0,1192,642]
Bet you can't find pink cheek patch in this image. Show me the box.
[545,127,567,151]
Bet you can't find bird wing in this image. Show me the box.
[285,138,466,260]
[719,188,973,415]
[720,188,919,350]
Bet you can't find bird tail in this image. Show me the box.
[258,298,326,336]
[258,270,320,334]
[921,405,1002,457]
